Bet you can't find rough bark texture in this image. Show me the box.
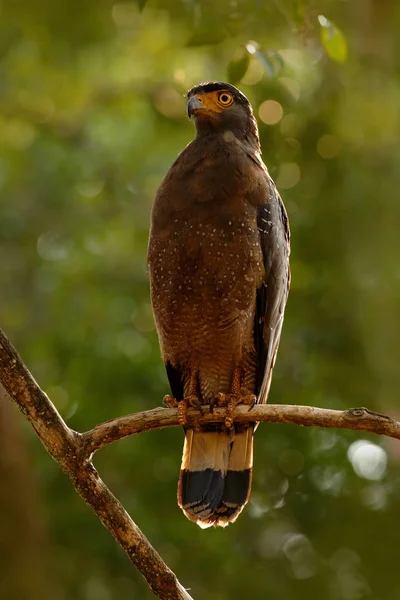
[82,404,400,458]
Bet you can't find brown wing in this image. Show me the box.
[254,177,290,404]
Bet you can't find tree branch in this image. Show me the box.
[2,324,399,599]
[0,328,193,600]
[81,404,400,459]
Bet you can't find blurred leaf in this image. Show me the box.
[255,49,275,76]
[227,50,250,84]
[269,49,285,73]
[246,42,284,78]
[257,49,284,77]
[226,12,246,37]
[137,0,146,10]
[318,15,348,63]
[186,29,224,46]
[293,3,305,30]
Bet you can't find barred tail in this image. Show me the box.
[178,424,253,528]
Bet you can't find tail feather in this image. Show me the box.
[178,424,254,528]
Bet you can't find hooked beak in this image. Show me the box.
[187,96,204,118]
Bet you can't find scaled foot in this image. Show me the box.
[213,391,256,429]
[163,394,203,425]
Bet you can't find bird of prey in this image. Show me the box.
[148,81,290,528]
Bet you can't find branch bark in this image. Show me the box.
[2,325,399,599]
[0,328,193,600]
[81,404,400,458]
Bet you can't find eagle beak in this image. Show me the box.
[187,96,204,118]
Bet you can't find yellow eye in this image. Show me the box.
[217,92,233,107]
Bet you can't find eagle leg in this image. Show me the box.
[164,370,203,426]
[216,368,256,428]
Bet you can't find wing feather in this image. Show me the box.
[255,178,290,404]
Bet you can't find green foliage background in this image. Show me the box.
[1,0,400,598]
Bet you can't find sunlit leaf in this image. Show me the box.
[227,50,250,84]
[318,15,348,63]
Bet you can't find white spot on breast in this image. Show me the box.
[223,130,236,143]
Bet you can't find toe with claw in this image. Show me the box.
[217,392,257,429]
[164,394,203,425]
[163,394,179,408]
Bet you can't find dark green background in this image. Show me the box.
[1,1,400,598]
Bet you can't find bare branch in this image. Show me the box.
[81,404,400,458]
[0,329,193,600]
